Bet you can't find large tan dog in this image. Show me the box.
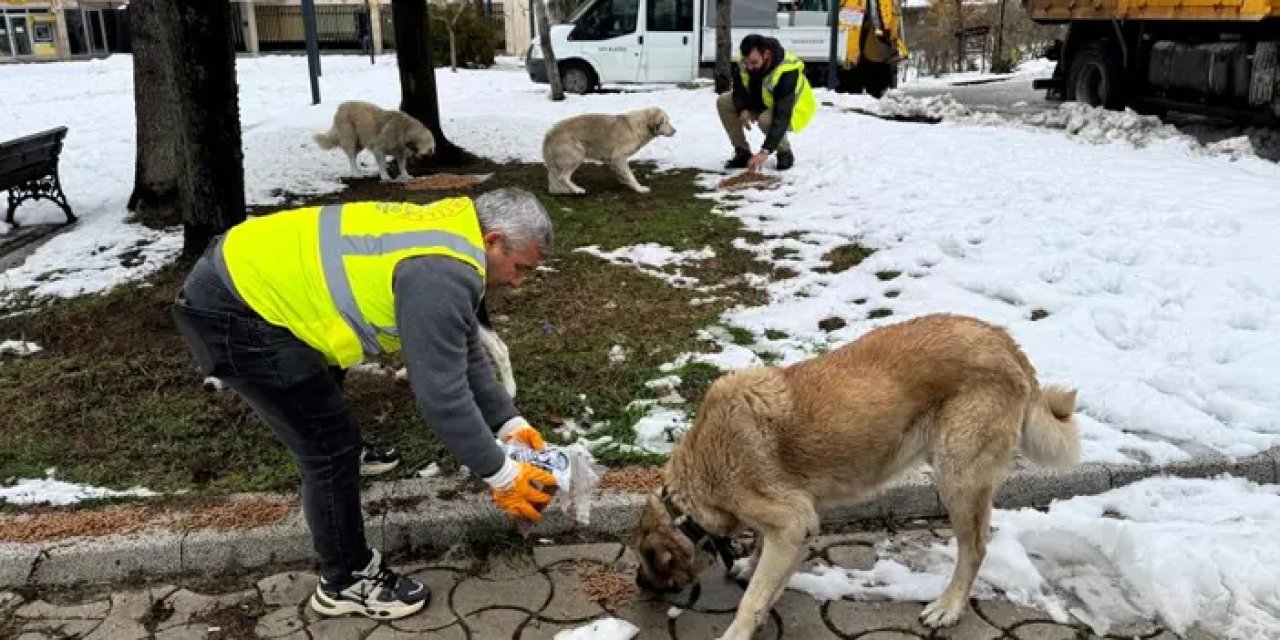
[314,100,436,183]
[542,107,676,195]
[632,313,1080,640]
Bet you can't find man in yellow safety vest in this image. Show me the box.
[171,188,556,621]
[716,33,818,172]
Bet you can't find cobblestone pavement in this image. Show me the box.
[1,530,1188,640]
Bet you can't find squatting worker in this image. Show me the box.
[717,33,818,173]
[171,188,556,621]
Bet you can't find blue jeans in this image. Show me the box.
[170,253,372,585]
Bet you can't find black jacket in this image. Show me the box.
[730,37,800,153]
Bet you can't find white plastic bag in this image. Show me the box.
[500,442,601,526]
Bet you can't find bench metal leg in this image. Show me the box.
[5,171,77,227]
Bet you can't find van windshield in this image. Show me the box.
[567,0,600,22]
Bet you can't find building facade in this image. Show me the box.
[0,0,125,62]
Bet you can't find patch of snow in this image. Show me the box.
[553,617,639,640]
[0,340,42,356]
[575,243,715,289]
[608,344,628,366]
[667,606,684,618]
[0,469,158,506]
[632,406,690,454]
[416,463,441,478]
[789,476,1280,639]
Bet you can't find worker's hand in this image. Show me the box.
[497,417,545,450]
[503,425,546,451]
[748,150,770,173]
[487,459,557,521]
[739,110,754,131]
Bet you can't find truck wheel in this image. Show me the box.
[862,62,895,98]
[559,62,596,95]
[1066,42,1124,109]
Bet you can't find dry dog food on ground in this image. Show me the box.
[599,466,664,493]
[403,173,481,190]
[576,563,637,611]
[717,171,780,191]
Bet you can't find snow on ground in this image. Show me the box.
[901,57,1055,89]
[574,243,715,288]
[0,469,157,506]
[4,54,1280,465]
[788,475,1280,639]
[0,340,42,357]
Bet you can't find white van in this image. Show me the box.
[524,0,853,93]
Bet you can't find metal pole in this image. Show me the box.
[301,0,321,103]
[826,0,839,90]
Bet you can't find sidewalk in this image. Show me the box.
[1,528,1187,640]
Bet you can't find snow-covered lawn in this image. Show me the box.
[789,475,1280,639]
[4,53,1280,468]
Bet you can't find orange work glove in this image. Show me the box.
[497,417,545,450]
[487,459,558,521]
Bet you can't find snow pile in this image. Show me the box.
[788,476,1280,639]
[1022,103,1180,147]
[0,469,158,506]
[873,92,976,121]
[575,243,715,288]
[553,617,639,640]
[0,340,42,357]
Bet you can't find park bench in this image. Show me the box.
[1,126,76,227]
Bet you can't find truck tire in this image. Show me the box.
[862,62,896,98]
[1066,42,1124,109]
[559,62,596,95]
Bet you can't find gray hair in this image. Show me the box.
[473,187,554,252]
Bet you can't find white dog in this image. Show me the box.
[542,107,676,195]
[314,100,436,183]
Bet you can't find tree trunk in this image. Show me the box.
[448,22,458,72]
[534,0,564,100]
[126,0,180,229]
[714,0,732,93]
[954,0,965,72]
[391,0,474,167]
[129,0,245,260]
[171,3,246,259]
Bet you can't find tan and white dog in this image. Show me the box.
[631,313,1080,640]
[314,100,436,183]
[541,107,676,195]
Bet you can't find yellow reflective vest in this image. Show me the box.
[216,199,488,368]
[738,51,818,133]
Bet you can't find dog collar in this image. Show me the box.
[659,486,737,571]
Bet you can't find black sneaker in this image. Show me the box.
[359,443,400,477]
[724,148,751,169]
[310,549,429,620]
[776,150,795,171]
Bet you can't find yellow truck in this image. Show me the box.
[1026,0,1280,122]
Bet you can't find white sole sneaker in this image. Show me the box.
[309,589,425,620]
[359,459,400,477]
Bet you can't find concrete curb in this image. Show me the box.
[2,447,1276,588]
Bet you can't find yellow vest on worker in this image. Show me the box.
[218,199,487,368]
[738,51,818,133]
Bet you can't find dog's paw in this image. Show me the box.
[920,596,966,628]
[728,557,757,581]
[632,185,651,194]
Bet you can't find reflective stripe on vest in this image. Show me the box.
[317,203,487,358]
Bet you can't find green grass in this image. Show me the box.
[0,161,770,498]
[817,243,876,273]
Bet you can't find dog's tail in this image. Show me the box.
[313,128,340,150]
[1020,384,1080,468]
